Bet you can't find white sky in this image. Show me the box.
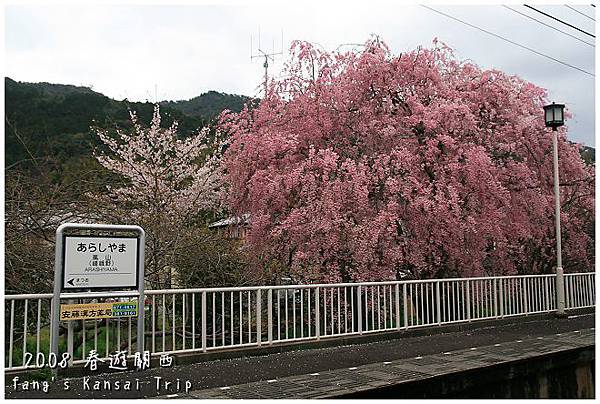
[4,1,596,145]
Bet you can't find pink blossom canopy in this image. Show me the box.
[222,38,594,283]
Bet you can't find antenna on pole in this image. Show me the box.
[250,27,284,99]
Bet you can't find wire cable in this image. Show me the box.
[524,5,595,38]
[565,4,595,21]
[504,5,594,47]
[421,5,595,77]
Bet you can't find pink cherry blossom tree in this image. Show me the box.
[221,38,594,283]
[94,105,225,287]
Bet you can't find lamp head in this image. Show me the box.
[543,102,565,130]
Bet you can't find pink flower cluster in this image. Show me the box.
[221,38,594,283]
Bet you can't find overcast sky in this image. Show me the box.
[4,2,596,146]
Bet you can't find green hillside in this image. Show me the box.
[160,90,250,119]
[5,77,249,176]
[580,145,595,165]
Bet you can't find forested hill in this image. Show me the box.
[580,145,595,165]
[5,77,250,174]
[160,91,249,118]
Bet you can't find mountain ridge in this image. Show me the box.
[160,90,251,119]
[4,77,249,174]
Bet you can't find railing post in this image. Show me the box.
[524,278,529,315]
[201,291,207,352]
[67,299,74,366]
[256,289,262,346]
[580,275,586,307]
[564,275,569,309]
[395,283,400,330]
[584,275,589,307]
[579,275,585,307]
[23,299,28,367]
[575,276,585,307]
[493,278,498,318]
[572,275,576,308]
[588,274,596,306]
[315,287,321,340]
[575,276,580,307]
[267,289,272,345]
[583,275,588,307]
[436,281,441,325]
[357,285,362,335]
[580,275,585,307]
[466,281,471,322]
[544,276,550,312]
[8,300,14,369]
[403,283,408,329]
[580,275,584,307]
[499,278,505,317]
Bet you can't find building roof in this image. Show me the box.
[208,213,251,228]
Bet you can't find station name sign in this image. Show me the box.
[63,236,139,290]
[51,223,146,361]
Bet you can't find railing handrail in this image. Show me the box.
[5,272,594,299]
[5,293,54,300]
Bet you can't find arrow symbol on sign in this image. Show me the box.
[67,278,75,286]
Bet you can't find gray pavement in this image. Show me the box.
[4,312,595,399]
[183,327,595,399]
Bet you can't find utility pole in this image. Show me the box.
[251,28,283,98]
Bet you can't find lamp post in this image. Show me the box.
[543,102,566,315]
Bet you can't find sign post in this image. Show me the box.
[50,223,145,368]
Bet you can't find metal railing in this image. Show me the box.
[4,272,595,371]
[565,272,595,309]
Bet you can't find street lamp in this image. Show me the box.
[543,102,566,316]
